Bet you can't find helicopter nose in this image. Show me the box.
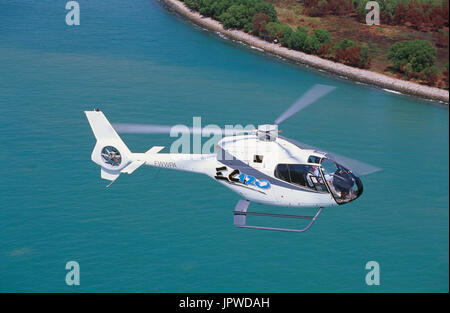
[331,172,363,204]
[355,176,363,199]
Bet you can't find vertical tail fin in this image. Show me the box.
[85,110,164,183]
[85,110,132,182]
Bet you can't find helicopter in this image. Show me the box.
[85,84,381,233]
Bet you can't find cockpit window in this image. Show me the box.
[320,158,363,204]
[274,164,328,192]
[307,155,321,164]
[321,158,338,174]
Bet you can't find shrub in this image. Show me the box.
[388,40,436,73]
[184,0,200,10]
[286,29,308,50]
[198,0,213,16]
[263,22,293,44]
[313,28,331,45]
[303,35,322,53]
[335,38,356,51]
[184,0,278,31]
[359,44,371,68]
[420,66,439,85]
[296,25,309,34]
[299,28,331,54]
[334,38,371,68]
[252,12,271,36]
[279,24,295,46]
[219,4,251,29]
[265,21,283,39]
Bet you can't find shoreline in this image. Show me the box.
[161,0,449,104]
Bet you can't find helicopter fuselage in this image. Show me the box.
[138,134,362,208]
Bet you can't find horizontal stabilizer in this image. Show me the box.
[121,146,164,174]
[121,161,145,174]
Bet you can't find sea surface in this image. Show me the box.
[0,0,448,292]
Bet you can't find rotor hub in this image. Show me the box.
[257,124,278,142]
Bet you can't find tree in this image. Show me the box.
[420,66,439,85]
[313,28,331,45]
[334,38,371,68]
[265,22,282,39]
[279,24,295,46]
[287,30,308,50]
[335,38,356,51]
[184,0,200,10]
[388,40,436,74]
[254,0,278,21]
[198,0,213,16]
[219,4,250,29]
[303,35,321,53]
[252,12,270,37]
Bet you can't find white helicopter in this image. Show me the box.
[85,84,381,232]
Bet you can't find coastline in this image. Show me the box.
[161,0,449,104]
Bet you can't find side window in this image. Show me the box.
[253,155,263,163]
[289,164,308,187]
[308,155,321,164]
[274,164,290,182]
[274,164,328,192]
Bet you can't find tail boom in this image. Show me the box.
[85,110,215,183]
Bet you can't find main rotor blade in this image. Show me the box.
[274,84,336,125]
[280,136,381,176]
[112,123,254,136]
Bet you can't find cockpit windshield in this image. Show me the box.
[320,158,363,204]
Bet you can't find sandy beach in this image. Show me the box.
[162,0,449,104]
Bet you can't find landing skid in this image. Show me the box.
[233,200,323,233]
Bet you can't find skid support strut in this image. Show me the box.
[233,200,323,233]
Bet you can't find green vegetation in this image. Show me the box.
[334,39,371,68]
[388,40,438,83]
[388,40,436,72]
[304,28,331,54]
[265,22,293,44]
[184,0,277,32]
[181,0,448,87]
[183,1,339,61]
[182,0,375,68]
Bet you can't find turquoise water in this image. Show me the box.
[0,0,448,292]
